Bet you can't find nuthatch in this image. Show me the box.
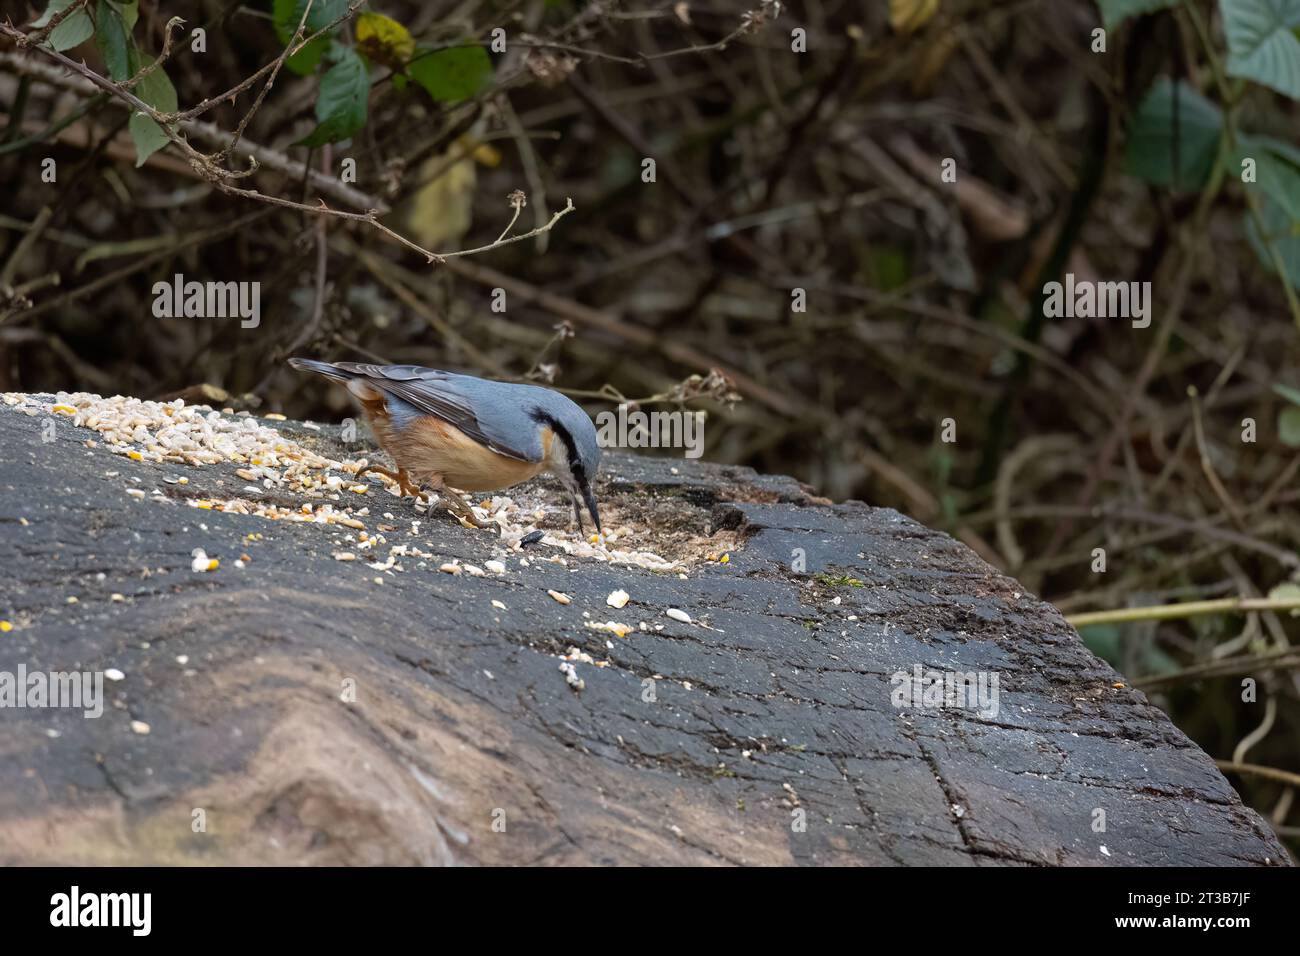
[288,359,602,532]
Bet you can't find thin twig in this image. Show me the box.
[169,0,367,123]
[1066,596,1300,629]
[219,0,317,159]
[1215,760,1300,790]
[0,25,577,267]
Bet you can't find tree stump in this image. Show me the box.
[0,396,1287,865]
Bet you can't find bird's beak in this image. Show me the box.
[578,475,601,535]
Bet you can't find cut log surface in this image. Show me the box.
[0,397,1288,866]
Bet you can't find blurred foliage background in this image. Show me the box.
[1,0,1299,858]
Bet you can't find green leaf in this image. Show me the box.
[1273,382,1300,406]
[126,46,178,166]
[112,0,138,30]
[296,46,369,147]
[1126,78,1224,190]
[1280,406,1300,445]
[1237,134,1300,292]
[1221,0,1300,99]
[39,0,95,52]
[272,0,350,39]
[32,0,66,25]
[94,0,131,81]
[273,0,348,75]
[409,45,493,103]
[1237,135,1300,221]
[1095,0,1178,29]
[128,113,169,166]
[133,57,178,112]
[1244,193,1300,286]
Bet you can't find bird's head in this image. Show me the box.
[531,394,602,534]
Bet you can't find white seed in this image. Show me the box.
[666,608,692,623]
[558,660,584,691]
[548,589,571,605]
[607,589,630,609]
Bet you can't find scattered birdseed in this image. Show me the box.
[666,608,692,623]
[587,621,632,638]
[439,562,462,575]
[130,720,151,735]
[547,589,571,605]
[491,599,507,610]
[105,668,125,681]
[4,391,699,573]
[558,661,584,691]
[190,549,218,573]
[484,560,507,575]
[607,589,630,609]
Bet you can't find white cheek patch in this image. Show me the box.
[547,438,571,476]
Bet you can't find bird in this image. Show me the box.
[288,358,602,533]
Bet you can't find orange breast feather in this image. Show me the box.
[394,417,548,492]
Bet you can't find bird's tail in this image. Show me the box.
[287,357,354,384]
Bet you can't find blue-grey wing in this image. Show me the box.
[335,363,540,462]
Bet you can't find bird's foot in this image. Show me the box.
[355,463,422,499]
[439,488,489,529]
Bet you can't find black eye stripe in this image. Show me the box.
[532,408,580,468]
